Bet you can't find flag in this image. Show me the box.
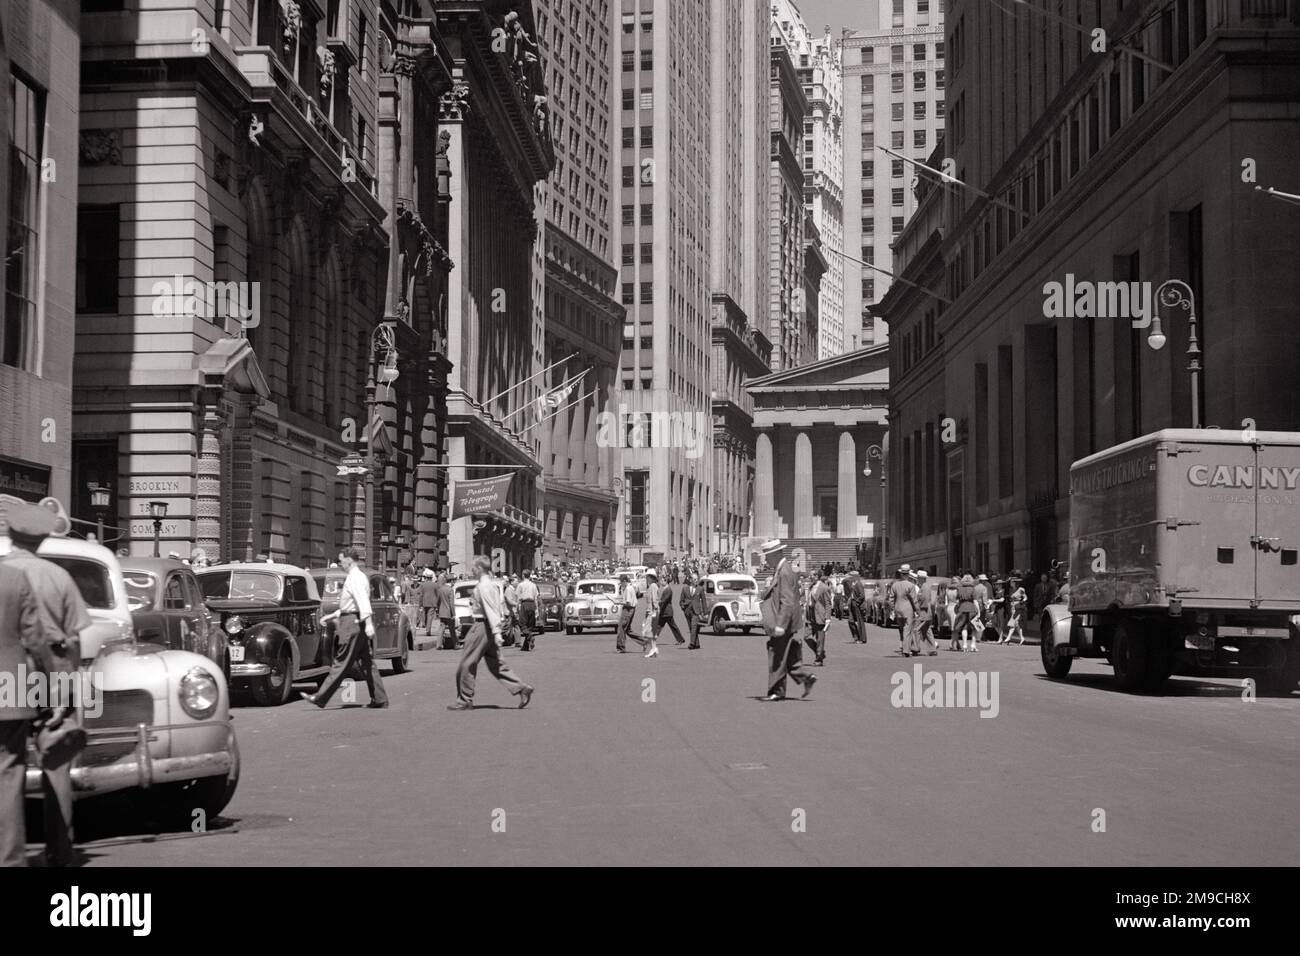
[536,369,586,416]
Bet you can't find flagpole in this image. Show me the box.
[480,352,579,410]
[519,388,598,436]
[502,367,589,425]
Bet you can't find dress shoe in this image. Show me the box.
[761,693,783,702]
[447,701,473,711]
[518,686,534,709]
[367,701,389,709]
[802,674,818,699]
[644,645,659,659]
[301,692,325,708]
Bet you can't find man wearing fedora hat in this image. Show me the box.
[759,540,816,700]
[889,565,920,657]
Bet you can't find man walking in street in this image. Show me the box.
[760,540,816,701]
[516,568,539,652]
[0,501,93,866]
[657,570,686,646]
[844,566,867,644]
[953,572,979,652]
[448,556,533,710]
[416,568,435,633]
[0,553,48,866]
[913,570,939,656]
[679,570,706,650]
[890,565,920,657]
[804,569,833,666]
[615,573,643,654]
[303,548,389,709]
[974,573,991,646]
[502,574,520,647]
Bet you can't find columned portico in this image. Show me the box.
[837,430,857,538]
[794,432,814,537]
[754,430,776,538]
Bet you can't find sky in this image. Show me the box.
[792,0,880,37]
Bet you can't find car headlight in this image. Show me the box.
[179,666,220,720]
[731,601,739,614]
[566,604,575,615]
[225,615,244,635]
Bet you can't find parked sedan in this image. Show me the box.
[563,578,621,634]
[310,568,411,673]
[535,580,564,632]
[703,573,764,635]
[197,563,333,706]
[123,558,230,682]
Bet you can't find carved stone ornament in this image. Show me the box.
[281,0,302,55]
[79,129,122,165]
[214,148,232,188]
[439,82,470,120]
[317,46,336,98]
[392,53,418,77]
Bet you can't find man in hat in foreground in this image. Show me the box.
[759,540,816,700]
[913,570,939,656]
[0,500,92,866]
[0,557,44,865]
[890,565,920,657]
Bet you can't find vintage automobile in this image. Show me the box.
[123,558,230,682]
[703,573,764,635]
[535,579,564,632]
[197,563,334,706]
[564,578,621,634]
[615,566,648,596]
[310,567,411,673]
[0,497,238,824]
[453,579,478,644]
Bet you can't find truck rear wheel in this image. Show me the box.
[1112,622,1159,693]
[1040,616,1073,679]
[1259,634,1300,694]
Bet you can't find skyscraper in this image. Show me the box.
[841,0,945,349]
[534,0,624,565]
[768,11,811,372]
[614,0,713,562]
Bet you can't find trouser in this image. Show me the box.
[417,606,431,630]
[804,623,827,662]
[519,601,537,651]
[899,612,920,654]
[0,718,73,867]
[953,610,976,646]
[615,606,643,651]
[848,602,866,642]
[767,628,812,697]
[659,610,685,644]
[914,615,937,654]
[503,611,519,646]
[686,614,701,648]
[456,622,529,704]
[315,613,388,707]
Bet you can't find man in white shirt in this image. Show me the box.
[448,556,534,711]
[614,573,644,653]
[515,569,540,652]
[304,548,389,709]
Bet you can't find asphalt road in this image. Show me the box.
[66,611,1300,867]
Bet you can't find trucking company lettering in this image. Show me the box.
[1070,455,1154,494]
[1187,465,1300,490]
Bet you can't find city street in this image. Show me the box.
[70,616,1300,867]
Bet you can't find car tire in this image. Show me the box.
[1111,622,1151,693]
[565,626,574,635]
[390,627,411,674]
[1040,616,1073,679]
[712,615,728,637]
[574,626,583,634]
[252,648,293,706]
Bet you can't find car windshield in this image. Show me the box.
[716,578,756,593]
[45,557,114,609]
[313,574,343,598]
[455,583,476,600]
[537,584,559,599]
[199,570,283,601]
[577,582,616,596]
[122,571,157,611]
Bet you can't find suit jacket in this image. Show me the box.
[679,583,706,617]
[657,582,676,622]
[761,558,799,634]
[436,582,455,618]
[0,562,45,720]
[809,581,832,626]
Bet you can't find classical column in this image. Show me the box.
[837,430,857,539]
[754,430,775,538]
[794,431,814,538]
[195,391,225,561]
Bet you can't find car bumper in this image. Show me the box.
[230,662,271,677]
[26,721,236,798]
[565,615,620,628]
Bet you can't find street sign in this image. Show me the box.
[337,454,368,477]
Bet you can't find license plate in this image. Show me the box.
[229,646,245,663]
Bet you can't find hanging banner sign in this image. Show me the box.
[451,474,514,520]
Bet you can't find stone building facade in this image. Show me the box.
[768,14,810,372]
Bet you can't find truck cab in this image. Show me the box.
[1041,429,1300,693]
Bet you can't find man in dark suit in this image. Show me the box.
[843,567,867,643]
[0,560,44,867]
[678,570,707,650]
[759,540,816,701]
[804,568,833,666]
[435,572,457,649]
[657,572,686,645]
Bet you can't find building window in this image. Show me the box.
[862,246,874,264]
[891,187,904,206]
[640,282,653,303]
[622,165,634,187]
[862,218,874,235]
[914,129,927,148]
[860,75,872,93]
[640,50,653,70]
[622,243,634,265]
[622,204,634,225]
[622,283,634,304]
[891,44,904,63]
[622,126,634,147]
[861,131,873,149]
[918,0,930,14]
[914,43,927,61]
[892,216,904,235]
[891,130,904,148]
[861,160,874,178]
[640,243,652,264]
[892,103,904,122]
[622,51,634,71]
[936,41,944,59]
[892,159,904,178]
[936,99,946,117]
[640,204,652,225]
[936,69,944,89]
[76,205,120,316]
[622,88,634,110]
[913,71,926,91]
[891,72,903,93]
[862,188,874,206]
[639,89,653,110]
[861,47,873,64]
[640,125,652,147]
[892,0,904,26]
[5,72,44,368]
[914,101,927,120]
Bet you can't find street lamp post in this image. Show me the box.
[864,445,885,575]
[89,483,111,545]
[1146,279,1202,428]
[148,500,168,558]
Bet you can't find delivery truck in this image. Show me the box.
[1040,429,1300,693]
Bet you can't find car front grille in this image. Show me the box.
[81,689,154,766]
